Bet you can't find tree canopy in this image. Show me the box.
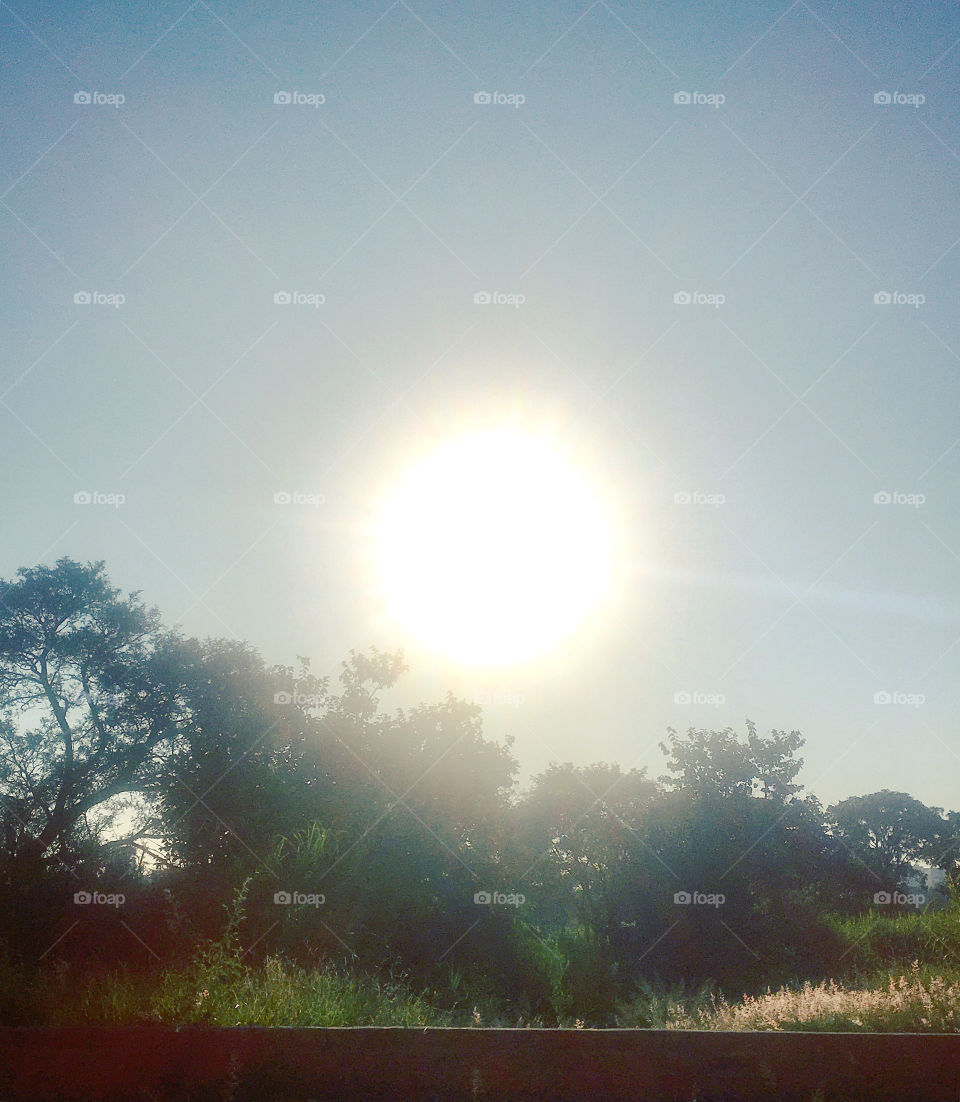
[0,557,955,1014]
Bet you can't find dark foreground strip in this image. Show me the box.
[2,1027,960,1101]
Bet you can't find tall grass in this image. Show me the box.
[22,878,518,1028]
[7,891,960,1031]
[616,962,960,1032]
[827,897,960,977]
[615,896,960,1032]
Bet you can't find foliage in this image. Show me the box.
[828,891,960,975]
[2,556,959,1033]
[827,790,949,894]
[658,720,804,801]
[0,558,170,869]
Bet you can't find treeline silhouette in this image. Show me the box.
[1,558,957,1023]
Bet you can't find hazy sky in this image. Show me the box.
[2,0,959,808]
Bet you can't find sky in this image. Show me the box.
[2,0,959,809]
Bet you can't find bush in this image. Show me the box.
[0,939,41,1024]
[829,896,960,977]
[551,927,624,1026]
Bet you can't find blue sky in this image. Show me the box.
[2,0,960,808]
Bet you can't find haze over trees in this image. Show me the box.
[1,558,957,1023]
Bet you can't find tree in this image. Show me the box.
[745,722,804,802]
[0,559,175,872]
[512,762,661,1021]
[827,790,946,895]
[515,762,659,933]
[275,650,520,974]
[658,720,804,802]
[151,635,312,875]
[924,809,960,888]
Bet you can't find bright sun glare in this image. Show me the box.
[376,430,613,665]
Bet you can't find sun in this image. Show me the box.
[376,430,613,665]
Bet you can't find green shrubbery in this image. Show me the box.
[2,559,958,1035]
[827,887,960,977]
[6,896,960,1030]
